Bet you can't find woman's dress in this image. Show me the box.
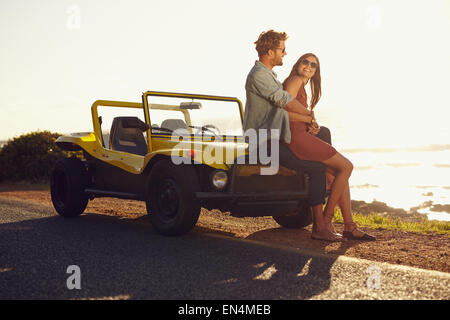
[288,85,337,161]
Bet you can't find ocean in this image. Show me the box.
[342,146,450,221]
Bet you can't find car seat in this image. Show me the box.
[109,117,148,156]
[160,119,189,131]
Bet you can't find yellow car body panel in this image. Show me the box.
[56,132,145,174]
[56,92,247,174]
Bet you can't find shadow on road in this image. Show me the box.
[246,227,358,257]
[0,209,355,300]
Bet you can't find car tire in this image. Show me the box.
[146,159,201,236]
[50,158,89,218]
[272,201,313,228]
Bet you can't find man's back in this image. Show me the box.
[244,61,292,144]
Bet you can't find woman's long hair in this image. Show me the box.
[283,53,322,110]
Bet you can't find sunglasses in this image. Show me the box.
[301,59,318,69]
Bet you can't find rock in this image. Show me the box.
[430,204,450,214]
[350,200,428,222]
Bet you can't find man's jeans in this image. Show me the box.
[315,126,332,145]
[278,126,332,207]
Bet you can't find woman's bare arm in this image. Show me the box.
[284,75,302,97]
[283,76,311,115]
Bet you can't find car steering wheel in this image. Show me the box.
[194,124,221,137]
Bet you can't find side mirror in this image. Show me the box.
[180,101,202,110]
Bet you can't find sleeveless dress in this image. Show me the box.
[288,85,337,161]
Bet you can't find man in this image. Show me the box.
[243,30,332,239]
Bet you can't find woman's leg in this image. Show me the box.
[310,163,342,240]
[326,169,335,192]
[337,180,352,223]
[311,203,341,240]
[325,162,376,240]
[311,204,325,232]
[321,152,353,228]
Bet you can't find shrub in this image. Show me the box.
[0,131,81,182]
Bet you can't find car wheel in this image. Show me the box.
[272,201,313,228]
[146,159,201,236]
[50,158,89,218]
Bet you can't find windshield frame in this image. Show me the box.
[142,91,244,140]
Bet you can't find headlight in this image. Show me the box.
[210,170,228,190]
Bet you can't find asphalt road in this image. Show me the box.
[0,196,449,300]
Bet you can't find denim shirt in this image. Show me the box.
[243,61,293,144]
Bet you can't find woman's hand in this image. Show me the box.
[307,120,320,135]
[306,109,320,134]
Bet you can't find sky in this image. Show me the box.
[1,0,449,149]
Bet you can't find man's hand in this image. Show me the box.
[284,98,310,115]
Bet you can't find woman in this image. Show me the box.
[283,53,375,241]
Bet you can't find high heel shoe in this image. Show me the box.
[343,223,376,241]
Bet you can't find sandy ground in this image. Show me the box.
[0,183,448,273]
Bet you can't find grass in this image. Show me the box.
[332,208,450,236]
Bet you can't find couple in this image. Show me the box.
[244,30,375,241]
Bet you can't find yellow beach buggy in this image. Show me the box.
[51,91,312,235]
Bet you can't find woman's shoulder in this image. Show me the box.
[283,75,303,91]
[288,75,302,82]
[284,75,302,86]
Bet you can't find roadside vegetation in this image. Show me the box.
[332,208,450,236]
[0,131,81,182]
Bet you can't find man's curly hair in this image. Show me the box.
[254,30,288,57]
